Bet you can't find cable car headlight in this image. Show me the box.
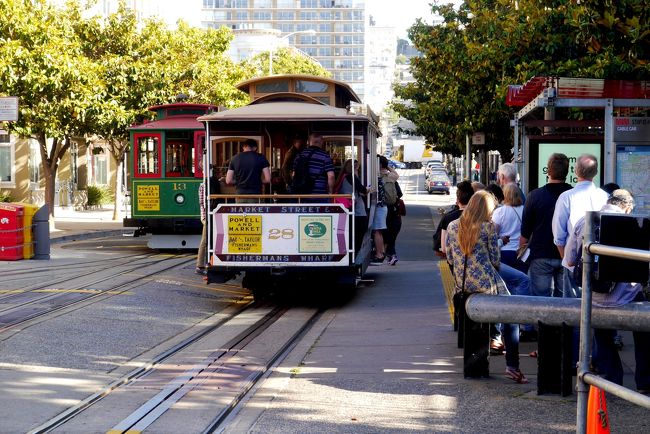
[174,193,185,205]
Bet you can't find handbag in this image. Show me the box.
[396,198,406,216]
[334,197,353,208]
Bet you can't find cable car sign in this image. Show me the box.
[0,97,18,122]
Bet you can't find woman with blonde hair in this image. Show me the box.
[446,190,528,383]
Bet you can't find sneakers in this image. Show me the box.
[195,267,207,275]
[505,367,529,384]
[388,254,399,266]
[369,256,385,266]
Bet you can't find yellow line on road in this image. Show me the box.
[438,260,456,324]
[0,290,24,294]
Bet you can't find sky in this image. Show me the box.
[367,0,437,38]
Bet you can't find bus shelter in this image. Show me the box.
[507,77,650,213]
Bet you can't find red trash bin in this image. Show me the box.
[0,203,25,261]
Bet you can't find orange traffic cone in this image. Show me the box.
[587,385,610,434]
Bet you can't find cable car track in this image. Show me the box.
[0,254,195,334]
[0,250,160,281]
[29,304,322,434]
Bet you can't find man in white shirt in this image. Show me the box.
[551,153,608,297]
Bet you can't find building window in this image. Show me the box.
[29,139,41,185]
[280,23,295,32]
[300,0,318,7]
[253,11,271,20]
[277,11,294,20]
[255,0,272,7]
[277,0,295,7]
[93,148,108,185]
[0,133,14,185]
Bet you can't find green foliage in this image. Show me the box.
[245,47,332,78]
[393,0,650,158]
[0,190,14,202]
[86,185,113,207]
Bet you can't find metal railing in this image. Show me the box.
[576,212,650,433]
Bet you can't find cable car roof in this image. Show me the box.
[235,74,361,104]
[129,116,205,131]
[198,101,370,122]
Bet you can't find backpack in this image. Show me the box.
[291,149,316,194]
[382,176,398,205]
[572,240,616,293]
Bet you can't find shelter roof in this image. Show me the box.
[507,77,650,107]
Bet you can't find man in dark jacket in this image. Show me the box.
[519,153,572,297]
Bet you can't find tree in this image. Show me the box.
[72,2,247,220]
[0,0,101,219]
[392,0,650,159]
[245,47,331,78]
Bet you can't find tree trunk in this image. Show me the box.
[37,134,56,219]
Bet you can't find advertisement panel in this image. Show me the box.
[212,204,349,267]
[538,143,601,187]
[616,145,650,213]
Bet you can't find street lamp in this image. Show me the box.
[269,29,316,75]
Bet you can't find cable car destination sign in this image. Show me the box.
[213,204,349,266]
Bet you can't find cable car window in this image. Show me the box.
[166,142,193,177]
[136,134,160,177]
[256,81,289,93]
[295,80,329,93]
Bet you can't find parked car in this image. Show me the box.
[388,159,406,169]
[426,173,451,194]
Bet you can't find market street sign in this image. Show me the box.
[0,97,19,122]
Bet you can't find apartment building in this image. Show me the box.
[201,0,366,99]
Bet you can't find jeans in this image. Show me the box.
[562,267,582,299]
[501,250,528,273]
[592,292,650,390]
[502,322,521,370]
[499,263,530,296]
[528,258,564,298]
[499,263,533,332]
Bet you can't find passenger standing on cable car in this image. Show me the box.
[225,139,271,204]
[281,133,305,190]
[196,165,221,275]
[291,133,335,196]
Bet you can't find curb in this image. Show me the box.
[50,230,132,245]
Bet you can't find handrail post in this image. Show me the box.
[576,211,597,434]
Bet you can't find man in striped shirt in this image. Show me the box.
[292,133,335,195]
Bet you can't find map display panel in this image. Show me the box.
[616,145,650,213]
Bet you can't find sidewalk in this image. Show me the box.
[49,206,127,244]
